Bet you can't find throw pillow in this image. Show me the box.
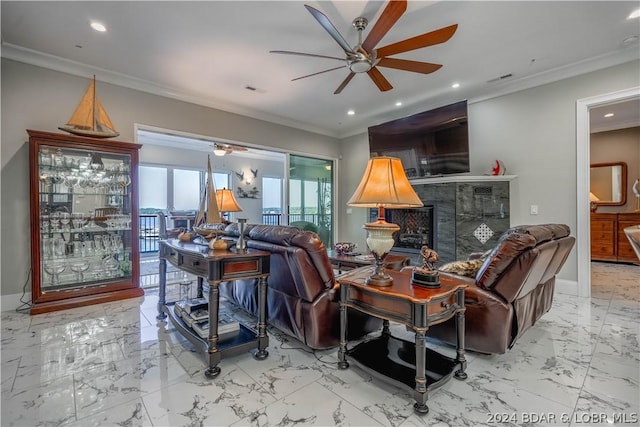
[438,258,485,278]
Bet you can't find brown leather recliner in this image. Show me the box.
[427,224,575,354]
[218,224,382,349]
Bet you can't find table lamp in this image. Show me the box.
[347,156,423,286]
[589,191,600,213]
[216,188,242,220]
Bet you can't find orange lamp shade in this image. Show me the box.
[216,189,243,212]
[347,156,423,208]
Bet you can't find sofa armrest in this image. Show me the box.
[437,270,477,287]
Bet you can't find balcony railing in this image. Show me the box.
[139,213,331,254]
[139,214,159,253]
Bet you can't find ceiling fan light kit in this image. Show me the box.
[271,0,457,94]
[212,143,248,156]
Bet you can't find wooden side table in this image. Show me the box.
[337,266,467,415]
[327,250,411,274]
[157,239,270,378]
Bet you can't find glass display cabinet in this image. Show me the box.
[28,130,143,314]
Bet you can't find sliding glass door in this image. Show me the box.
[288,155,334,246]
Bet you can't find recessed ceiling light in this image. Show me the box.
[604,113,615,118]
[395,101,402,107]
[628,8,640,19]
[90,21,107,32]
[347,110,355,115]
[452,83,460,89]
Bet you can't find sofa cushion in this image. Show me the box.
[439,258,485,277]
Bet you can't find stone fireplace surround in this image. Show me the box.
[385,176,515,265]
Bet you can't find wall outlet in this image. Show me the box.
[530,205,539,215]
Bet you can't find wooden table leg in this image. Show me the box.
[254,276,269,360]
[156,257,167,321]
[413,329,429,414]
[338,284,349,369]
[197,277,204,299]
[454,288,468,380]
[204,281,221,378]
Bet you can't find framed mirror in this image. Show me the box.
[590,161,627,206]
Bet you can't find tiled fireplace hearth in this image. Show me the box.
[383,176,515,264]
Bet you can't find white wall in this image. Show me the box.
[1,59,340,299]
[337,60,640,284]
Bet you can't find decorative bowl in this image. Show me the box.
[334,242,356,255]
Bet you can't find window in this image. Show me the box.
[262,176,282,224]
[173,169,201,211]
[139,165,229,213]
[139,166,167,213]
[288,155,333,246]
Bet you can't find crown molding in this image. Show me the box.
[1,43,339,139]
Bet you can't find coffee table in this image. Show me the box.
[327,250,411,274]
[336,266,467,415]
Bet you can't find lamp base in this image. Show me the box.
[363,219,399,287]
[365,271,393,287]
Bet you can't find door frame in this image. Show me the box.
[576,86,640,297]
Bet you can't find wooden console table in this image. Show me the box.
[337,266,467,415]
[157,239,270,378]
[327,250,411,274]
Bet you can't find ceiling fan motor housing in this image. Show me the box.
[349,56,373,73]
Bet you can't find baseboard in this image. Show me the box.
[2,292,32,313]
[555,278,579,296]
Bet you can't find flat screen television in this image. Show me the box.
[368,100,469,178]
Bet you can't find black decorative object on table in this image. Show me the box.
[411,245,441,288]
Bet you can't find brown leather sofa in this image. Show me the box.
[427,224,575,354]
[217,223,382,349]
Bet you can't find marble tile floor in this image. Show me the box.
[1,262,638,426]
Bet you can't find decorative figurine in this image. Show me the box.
[411,245,441,288]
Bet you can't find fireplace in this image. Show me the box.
[370,205,435,258]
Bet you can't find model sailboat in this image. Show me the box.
[58,76,120,138]
[193,155,225,239]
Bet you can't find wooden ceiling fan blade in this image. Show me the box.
[367,67,393,92]
[377,57,442,74]
[305,5,355,54]
[334,73,355,94]
[362,0,407,53]
[270,50,346,62]
[292,66,346,82]
[376,24,458,57]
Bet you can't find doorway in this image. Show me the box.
[576,87,640,297]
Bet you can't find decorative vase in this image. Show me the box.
[236,218,248,253]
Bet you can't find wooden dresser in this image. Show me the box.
[591,212,640,263]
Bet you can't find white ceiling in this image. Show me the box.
[2,1,639,138]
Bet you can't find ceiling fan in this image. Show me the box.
[212,143,248,156]
[270,0,458,94]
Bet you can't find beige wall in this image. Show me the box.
[590,127,640,213]
[336,60,640,284]
[1,59,339,298]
